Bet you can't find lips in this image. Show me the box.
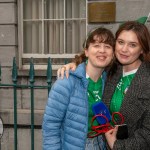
[119,53,129,59]
[96,56,107,61]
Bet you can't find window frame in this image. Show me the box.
[18,0,87,70]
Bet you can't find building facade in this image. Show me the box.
[0,0,149,149]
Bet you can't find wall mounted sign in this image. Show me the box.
[88,2,116,23]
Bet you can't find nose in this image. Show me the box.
[121,44,128,52]
[98,45,105,53]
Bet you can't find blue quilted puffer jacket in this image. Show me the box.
[42,63,106,150]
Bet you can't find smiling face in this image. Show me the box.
[85,35,114,69]
[115,30,143,72]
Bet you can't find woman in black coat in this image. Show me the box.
[103,21,150,150]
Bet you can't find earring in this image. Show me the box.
[86,58,88,65]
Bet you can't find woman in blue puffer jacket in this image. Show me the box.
[42,27,115,150]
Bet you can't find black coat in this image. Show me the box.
[103,62,150,150]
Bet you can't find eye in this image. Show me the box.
[117,40,124,45]
[129,43,136,48]
[105,44,111,49]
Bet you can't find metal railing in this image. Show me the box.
[0,57,52,150]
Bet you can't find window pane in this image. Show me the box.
[23,0,42,19]
[66,20,86,54]
[66,0,86,18]
[44,21,64,54]
[44,0,64,19]
[66,0,86,53]
[24,21,42,53]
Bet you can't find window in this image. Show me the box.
[18,0,87,69]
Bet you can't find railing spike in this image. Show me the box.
[47,58,52,82]
[12,57,18,82]
[29,57,35,83]
[64,59,68,64]
[47,57,52,93]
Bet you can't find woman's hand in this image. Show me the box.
[105,126,118,149]
[57,62,77,79]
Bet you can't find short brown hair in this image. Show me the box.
[73,27,115,65]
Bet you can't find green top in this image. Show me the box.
[87,76,102,132]
[110,70,137,113]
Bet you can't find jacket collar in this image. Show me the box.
[103,62,150,106]
[69,62,107,89]
[69,63,88,88]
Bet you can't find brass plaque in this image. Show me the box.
[88,2,116,23]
